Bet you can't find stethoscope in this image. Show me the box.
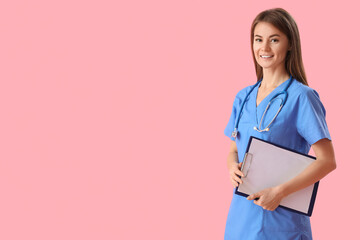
[231,75,294,138]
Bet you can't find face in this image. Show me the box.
[253,22,290,70]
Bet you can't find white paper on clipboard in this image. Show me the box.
[236,136,319,216]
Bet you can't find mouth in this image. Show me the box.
[260,55,274,59]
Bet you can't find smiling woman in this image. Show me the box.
[223,8,336,240]
[253,23,290,75]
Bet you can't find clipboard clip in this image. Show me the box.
[240,153,253,178]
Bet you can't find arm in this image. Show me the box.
[277,138,336,197]
[227,141,238,169]
[247,138,336,210]
[227,141,245,188]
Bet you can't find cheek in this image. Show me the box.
[273,47,287,59]
[253,45,259,54]
[278,45,289,56]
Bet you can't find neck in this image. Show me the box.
[261,68,290,89]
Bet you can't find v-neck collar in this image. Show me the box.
[254,77,291,109]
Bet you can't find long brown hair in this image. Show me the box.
[250,8,308,86]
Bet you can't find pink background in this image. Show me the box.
[0,0,357,239]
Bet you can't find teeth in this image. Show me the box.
[261,55,273,58]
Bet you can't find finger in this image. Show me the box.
[231,179,238,188]
[232,179,238,187]
[230,178,238,187]
[232,174,243,184]
[234,169,244,177]
[264,206,274,211]
[232,176,243,185]
[247,193,259,200]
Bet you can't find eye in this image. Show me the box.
[271,39,279,43]
[255,38,262,42]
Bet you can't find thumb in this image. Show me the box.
[238,162,243,168]
[247,192,260,200]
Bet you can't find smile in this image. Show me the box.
[260,55,274,58]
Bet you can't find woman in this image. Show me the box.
[223,8,336,240]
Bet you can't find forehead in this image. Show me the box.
[254,22,284,37]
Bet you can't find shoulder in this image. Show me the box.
[291,79,326,112]
[291,79,321,100]
[234,83,257,101]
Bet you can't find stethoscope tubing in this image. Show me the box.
[232,75,293,138]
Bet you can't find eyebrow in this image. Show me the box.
[254,34,281,38]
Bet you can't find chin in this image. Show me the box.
[258,63,273,69]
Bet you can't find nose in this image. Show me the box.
[262,41,271,51]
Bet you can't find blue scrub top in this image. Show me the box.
[223,77,331,240]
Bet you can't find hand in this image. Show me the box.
[228,162,244,188]
[246,187,284,211]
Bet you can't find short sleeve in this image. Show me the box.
[296,88,332,145]
[224,96,239,141]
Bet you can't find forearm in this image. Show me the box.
[227,151,238,170]
[277,158,336,198]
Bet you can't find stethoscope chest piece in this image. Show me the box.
[231,128,238,138]
[253,126,269,132]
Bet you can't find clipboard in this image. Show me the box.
[235,136,319,216]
